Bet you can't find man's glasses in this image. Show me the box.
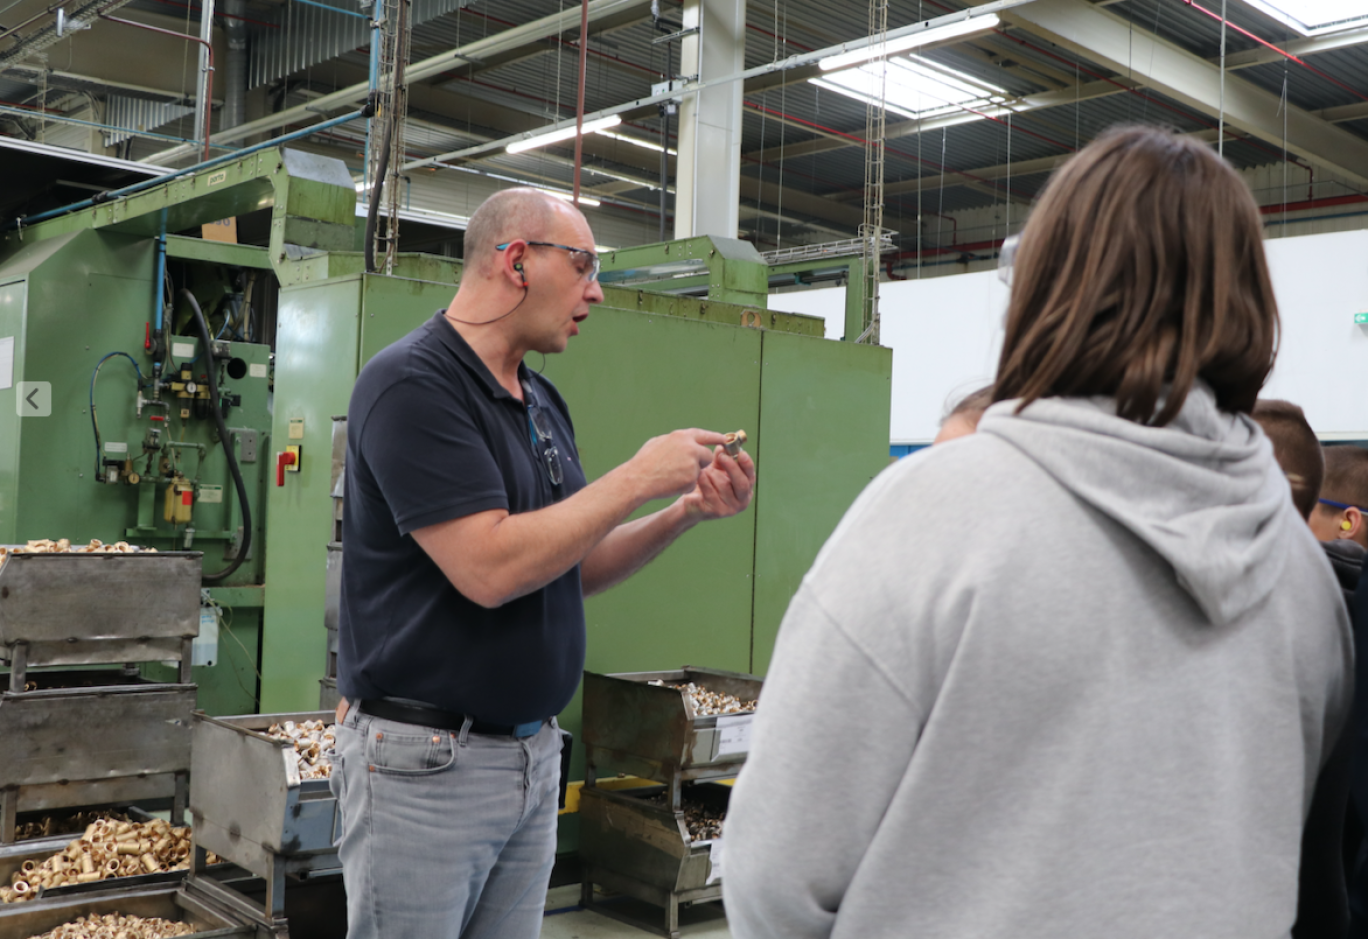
[496,241,600,282]
[521,379,563,490]
[1320,497,1366,512]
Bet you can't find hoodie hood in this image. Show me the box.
[1321,538,1364,601]
[978,383,1291,627]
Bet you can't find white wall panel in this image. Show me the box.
[769,227,1368,443]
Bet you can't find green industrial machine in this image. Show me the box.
[0,146,892,856]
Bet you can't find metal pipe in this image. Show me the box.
[146,0,649,164]
[222,0,248,130]
[0,103,221,147]
[99,14,214,161]
[294,0,368,17]
[572,0,590,204]
[7,109,366,230]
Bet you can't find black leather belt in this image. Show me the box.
[358,698,543,738]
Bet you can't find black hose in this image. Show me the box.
[364,118,393,275]
[183,289,252,583]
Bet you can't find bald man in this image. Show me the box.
[331,189,755,939]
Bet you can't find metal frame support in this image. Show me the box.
[673,0,746,240]
[2,146,358,286]
[599,236,769,308]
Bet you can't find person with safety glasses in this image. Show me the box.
[330,188,756,939]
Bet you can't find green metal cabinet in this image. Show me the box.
[0,229,270,715]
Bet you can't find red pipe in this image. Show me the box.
[1182,0,1368,104]
[100,14,213,161]
[1258,193,1368,214]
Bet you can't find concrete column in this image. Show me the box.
[673,0,746,240]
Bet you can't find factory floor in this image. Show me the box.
[540,885,732,938]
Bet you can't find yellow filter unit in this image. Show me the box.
[163,477,194,525]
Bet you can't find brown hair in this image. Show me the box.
[994,125,1278,426]
[1319,445,1368,511]
[1251,399,1322,519]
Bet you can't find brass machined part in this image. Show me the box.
[722,430,747,457]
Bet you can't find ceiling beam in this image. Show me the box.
[1217,24,1368,70]
[145,0,653,164]
[1003,0,1368,189]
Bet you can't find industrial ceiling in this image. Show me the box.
[0,0,1364,255]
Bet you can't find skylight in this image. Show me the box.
[810,55,1008,121]
[1239,0,1368,35]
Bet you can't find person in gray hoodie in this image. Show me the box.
[724,126,1353,939]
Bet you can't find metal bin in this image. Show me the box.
[0,550,202,682]
[579,783,730,939]
[0,671,195,843]
[582,667,761,809]
[188,711,339,924]
[0,882,253,939]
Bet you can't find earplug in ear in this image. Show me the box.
[1342,520,1353,531]
[513,261,528,286]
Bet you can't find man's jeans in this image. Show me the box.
[330,707,563,939]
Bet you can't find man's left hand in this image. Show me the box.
[680,448,756,521]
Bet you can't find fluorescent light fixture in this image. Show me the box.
[536,187,602,208]
[819,15,999,72]
[811,54,1007,120]
[600,130,677,155]
[1239,0,1368,35]
[506,115,623,154]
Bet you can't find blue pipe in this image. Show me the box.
[9,108,368,231]
[362,0,383,197]
[154,213,168,334]
[293,0,368,16]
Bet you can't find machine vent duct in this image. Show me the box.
[103,95,196,148]
[250,0,468,90]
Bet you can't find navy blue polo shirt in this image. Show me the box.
[337,312,588,725]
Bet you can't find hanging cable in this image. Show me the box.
[89,353,145,479]
[182,289,252,583]
[1218,0,1227,157]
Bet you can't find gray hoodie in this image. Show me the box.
[725,385,1352,939]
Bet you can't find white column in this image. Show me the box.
[195,0,215,158]
[673,0,746,240]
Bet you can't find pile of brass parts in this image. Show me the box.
[265,720,337,780]
[0,820,218,904]
[24,913,195,939]
[647,680,757,717]
[14,810,130,843]
[0,539,157,557]
[645,792,727,842]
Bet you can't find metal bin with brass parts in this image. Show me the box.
[187,711,340,927]
[0,549,202,688]
[579,782,731,939]
[581,667,761,810]
[0,882,255,939]
[0,671,195,845]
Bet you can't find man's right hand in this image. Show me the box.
[628,429,727,502]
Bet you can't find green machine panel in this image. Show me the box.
[750,330,893,675]
[0,229,272,715]
[261,268,461,711]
